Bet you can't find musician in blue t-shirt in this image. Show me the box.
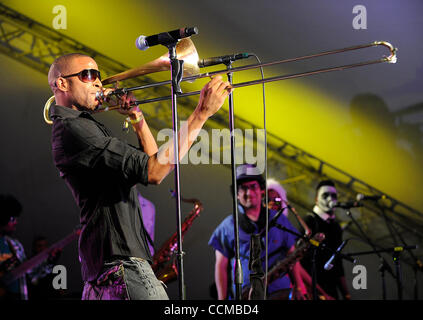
[209,164,308,300]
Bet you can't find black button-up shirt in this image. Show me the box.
[50,105,151,282]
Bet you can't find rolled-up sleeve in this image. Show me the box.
[52,116,149,186]
[208,217,235,259]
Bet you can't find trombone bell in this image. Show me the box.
[102,38,200,85]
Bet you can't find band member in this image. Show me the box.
[0,195,65,300]
[0,194,26,300]
[267,178,289,217]
[27,236,63,300]
[47,52,231,300]
[208,164,308,300]
[299,180,351,300]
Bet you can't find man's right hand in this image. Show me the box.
[195,75,232,121]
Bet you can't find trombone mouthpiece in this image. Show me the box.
[95,90,105,101]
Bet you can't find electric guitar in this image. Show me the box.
[0,227,81,298]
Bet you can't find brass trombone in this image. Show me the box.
[43,40,397,124]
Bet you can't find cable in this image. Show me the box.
[249,53,268,299]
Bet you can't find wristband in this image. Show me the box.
[123,114,143,133]
[127,114,144,125]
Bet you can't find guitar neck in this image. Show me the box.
[3,229,80,285]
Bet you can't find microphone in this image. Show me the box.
[329,200,362,209]
[135,27,198,51]
[198,53,250,68]
[324,240,355,270]
[356,193,386,202]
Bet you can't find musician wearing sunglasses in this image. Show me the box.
[47,53,232,300]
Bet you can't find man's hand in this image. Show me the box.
[195,75,232,121]
[114,91,140,119]
[101,88,141,120]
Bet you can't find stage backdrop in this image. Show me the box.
[0,0,422,299]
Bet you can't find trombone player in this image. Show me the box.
[47,52,232,300]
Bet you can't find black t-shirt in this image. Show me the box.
[51,105,151,282]
[299,212,345,298]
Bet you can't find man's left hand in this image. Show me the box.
[115,91,138,117]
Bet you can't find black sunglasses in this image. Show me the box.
[61,69,101,83]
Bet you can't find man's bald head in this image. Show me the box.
[48,53,102,110]
[48,53,91,92]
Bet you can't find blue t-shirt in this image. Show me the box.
[209,206,298,299]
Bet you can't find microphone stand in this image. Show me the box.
[345,209,398,300]
[378,206,422,299]
[310,245,318,300]
[346,245,418,300]
[248,233,265,300]
[224,60,243,300]
[378,206,400,300]
[166,40,186,300]
[393,249,403,300]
